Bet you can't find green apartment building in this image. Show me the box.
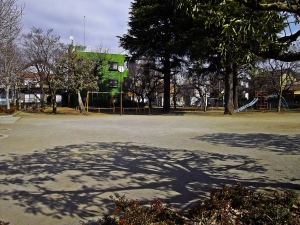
[73,50,129,108]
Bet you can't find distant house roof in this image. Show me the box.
[289,84,300,91]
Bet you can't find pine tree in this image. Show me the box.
[118,0,191,113]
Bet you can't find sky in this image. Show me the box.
[18,0,132,54]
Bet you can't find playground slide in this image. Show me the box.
[281,96,289,110]
[234,98,258,113]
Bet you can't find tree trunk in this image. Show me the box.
[51,91,57,113]
[13,86,17,106]
[40,84,46,112]
[52,100,57,113]
[5,85,11,110]
[233,64,239,110]
[141,96,145,106]
[49,86,57,114]
[173,92,176,109]
[172,83,177,109]
[224,64,234,115]
[48,75,57,113]
[162,56,171,113]
[277,90,282,113]
[148,97,152,108]
[67,91,71,107]
[15,87,21,110]
[203,95,207,112]
[77,90,87,114]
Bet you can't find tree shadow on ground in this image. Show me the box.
[193,133,300,155]
[0,142,299,222]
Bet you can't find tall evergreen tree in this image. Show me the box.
[235,0,300,62]
[118,0,190,113]
[180,0,285,114]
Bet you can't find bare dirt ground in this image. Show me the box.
[0,107,299,225]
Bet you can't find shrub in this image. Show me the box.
[0,106,16,114]
[0,221,9,225]
[189,183,300,225]
[82,183,300,225]
[82,194,185,225]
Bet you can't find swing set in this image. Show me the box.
[85,91,116,113]
[84,91,150,114]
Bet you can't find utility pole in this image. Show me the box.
[118,65,125,116]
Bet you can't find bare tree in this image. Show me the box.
[0,44,24,110]
[142,61,163,108]
[179,82,196,106]
[22,27,66,112]
[260,59,300,113]
[171,73,186,109]
[55,51,98,114]
[126,60,163,108]
[0,0,23,48]
[126,62,145,104]
[188,62,222,112]
[0,0,24,109]
[189,73,212,112]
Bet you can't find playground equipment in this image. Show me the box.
[234,98,258,113]
[280,96,290,111]
[84,91,150,114]
[265,93,289,111]
[234,91,290,113]
[85,92,116,113]
[255,91,268,111]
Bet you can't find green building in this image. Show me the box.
[74,50,129,108]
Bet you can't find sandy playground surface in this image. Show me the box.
[0,107,299,225]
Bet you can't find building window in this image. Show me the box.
[109,79,118,88]
[109,62,118,71]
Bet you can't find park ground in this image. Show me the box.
[0,108,299,225]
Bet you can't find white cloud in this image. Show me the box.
[18,0,132,52]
